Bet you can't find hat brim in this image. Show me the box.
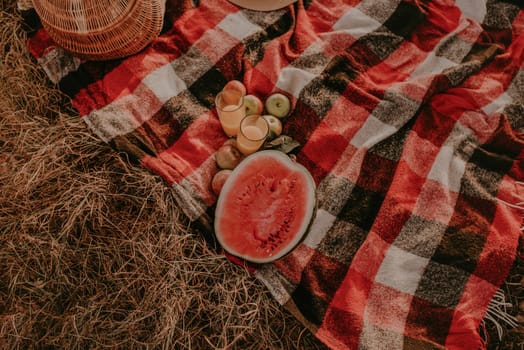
[227,0,297,11]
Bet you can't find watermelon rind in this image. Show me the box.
[214,150,316,264]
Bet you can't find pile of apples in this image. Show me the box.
[222,80,291,139]
[211,80,293,195]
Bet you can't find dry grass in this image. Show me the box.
[1,0,523,349]
[0,1,327,348]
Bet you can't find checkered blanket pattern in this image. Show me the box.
[23,0,524,348]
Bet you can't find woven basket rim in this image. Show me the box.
[33,0,166,60]
[33,0,145,33]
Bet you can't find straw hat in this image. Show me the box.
[32,0,166,61]
[227,0,297,11]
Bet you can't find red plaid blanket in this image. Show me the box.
[24,0,524,348]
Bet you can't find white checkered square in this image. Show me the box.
[427,145,467,193]
[84,83,160,142]
[275,66,316,98]
[332,7,382,39]
[303,209,337,248]
[255,265,292,305]
[481,92,513,115]
[359,322,405,350]
[350,116,397,149]
[375,245,429,296]
[142,64,187,104]
[410,51,457,79]
[455,0,487,23]
[218,12,262,41]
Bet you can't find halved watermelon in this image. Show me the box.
[214,150,316,264]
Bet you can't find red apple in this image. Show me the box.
[223,80,247,96]
[223,138,238,147]
[221,89,244,106]
[211,169,232,195]
[262,114,283,139]
[215,143,243,169]
[265,92,291,118]
[244,94,264,116]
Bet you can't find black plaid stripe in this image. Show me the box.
[242,31,270,66]
[298,78,343,120]
[295,152,331,184]
[321,55,360,91]
[432,214,490,274]
[414,260,470,308]
[317,220,368,266]
[242,9,294,67]
[287,3,415,142]
[293,48,332,75]
[315,174,355,216]
[289,46,356,122]
[382,1,426,39]
[164,90,209,129]
[504,103,524,130]
[507,69,524,103]
[481,116,524,157]
[483,0,521,29]
[435,188,499,278]
[369,117,414,161]
[357,25,405,61]
[292,283,329,326]
[452,193,497,236]
[372,90,421,129]
[339,183,385,232]
[439,30,488,88]
[436,33,477,63]
[358,0,403,24]
[443,60,483,87]
[188,64,230,108]
[59,60,123,99]
[172,45,215,91]
[461,151,513,201]
[406,296,454,347]
[394,215,448,259]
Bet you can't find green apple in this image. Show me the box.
[264,92,291,118]
[244,94,264,116]
[262,114,283,139]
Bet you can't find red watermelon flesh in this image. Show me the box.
[214,150,316,264]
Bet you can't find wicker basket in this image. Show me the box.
[32,0,166,61]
